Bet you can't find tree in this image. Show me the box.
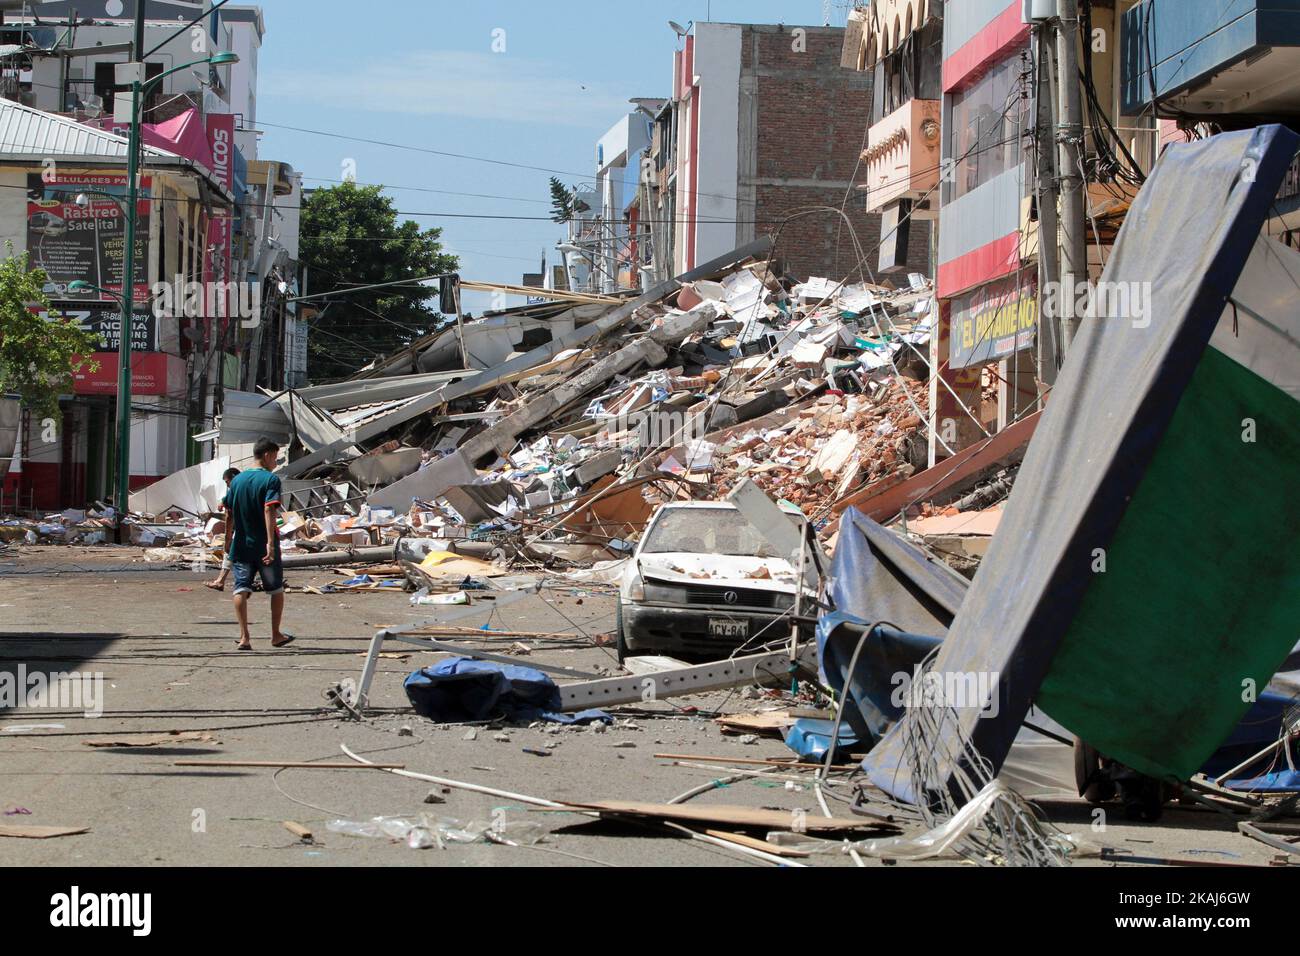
[0,247,100,421]
[299,181,458,383]
[548,176,589,223]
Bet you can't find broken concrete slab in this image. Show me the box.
[366,449,476,511]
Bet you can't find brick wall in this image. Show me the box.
[738,24,932,283]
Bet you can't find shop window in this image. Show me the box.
[947,53,1030,203]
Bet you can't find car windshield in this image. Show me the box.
[640,507,800,558]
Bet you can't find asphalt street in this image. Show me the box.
[0,546,1279,868]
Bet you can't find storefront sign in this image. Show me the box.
[41,305,157,353]
[203,114,235,326]
[72,352,183,397]
[26,172,152,302]
[949,272,1037,369]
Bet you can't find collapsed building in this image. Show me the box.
[46,238,964,571]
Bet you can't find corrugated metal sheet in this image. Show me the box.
[217,389,290,445]
[0,99,179,160]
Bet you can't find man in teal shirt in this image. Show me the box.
[222,437,294,650]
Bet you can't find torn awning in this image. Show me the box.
[818,508,968,745]
[825,507,967,635]
[864,124,1300,803]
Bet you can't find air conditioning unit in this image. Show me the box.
[1023,0,1055,22]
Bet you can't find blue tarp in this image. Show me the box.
[1223,771,1300,793]
[783,718,861,763]
[404,657,611,725]
[815,509,964,748]
[320,575,404,593]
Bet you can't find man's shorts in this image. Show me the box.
[232,558,285,596]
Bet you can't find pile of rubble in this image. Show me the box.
[0,508,117,546]
[10,239,940,575]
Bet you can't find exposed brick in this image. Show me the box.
[735,24,931,284]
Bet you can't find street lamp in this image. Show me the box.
[68,280,113,296]
[108,48,238,514]
[74,189,126,211]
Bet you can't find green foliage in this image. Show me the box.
[299,181,459,383]
[548,177,589,223]
[0,247,100,420]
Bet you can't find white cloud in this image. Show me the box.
[261,51,632,127]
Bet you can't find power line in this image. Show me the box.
[300,175,551,205]
[259,118,1022,215]
[1,96,1022,225]
[257,119,631,184]
[142,0,237,58]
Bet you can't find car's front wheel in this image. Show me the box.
[615,601,629,664]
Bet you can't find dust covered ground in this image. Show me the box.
[0,545,1279,868]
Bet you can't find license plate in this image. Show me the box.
[708,618,749,638]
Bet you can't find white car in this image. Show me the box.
[616,500,814,661]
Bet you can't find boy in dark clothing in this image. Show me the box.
[205,467,241,591]
[223,438,293,650]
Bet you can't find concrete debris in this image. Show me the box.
[34,244,933,583]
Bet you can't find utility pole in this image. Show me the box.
[115,3,147,515]
[1034,22,1061,392]
[1055,0,1087,356]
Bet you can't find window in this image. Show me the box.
[869,17,942,125]
[641,507,802,557]
[947,53,1030,202]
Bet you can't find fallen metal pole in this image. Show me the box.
[280,545,396,568]
[1239,821,1300,859]
[355,629,816,713]
[1213,721,1300,786]
[556,645,818,712]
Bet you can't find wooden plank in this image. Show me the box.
[0,824,89,838]
[282,821,314,843]
[829,410,1040,526]
[551,800,895,833]
[654,752,859,769]
[85,731,217,748]
[704,829,811,858]
[715,711,795,734]
[400,628,582,640]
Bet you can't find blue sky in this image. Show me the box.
[256,0,841,314]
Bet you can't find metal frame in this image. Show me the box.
[354,627,817,713]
